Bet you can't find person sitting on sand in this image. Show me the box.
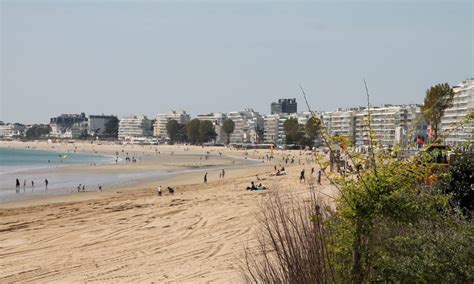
[167,187,175,194]
[256,183,268,190]
[246,181,257,190]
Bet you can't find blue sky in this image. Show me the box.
[1,0,472,123]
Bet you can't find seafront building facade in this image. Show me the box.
[227,109,264,144]
[49,113,88,138]
[322,105,426,148]
[263,112,315,145]
[263,114,287,145]
[153,111,190,139]
[0,122,26,139]
[118,115,153,140]
[322,109,356,141]
[440,78,474,145]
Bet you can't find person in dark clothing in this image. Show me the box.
[300,169,305,183]
[246,182,257,190]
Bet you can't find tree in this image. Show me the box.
[25,125,51,139]
[222,119,235,144]
[104,117,119,138]
[283,117,298,144]
[305,116,321,141]
[176,123,187,143]
[166,119,180,144]
[186,119,201,144]
[283,118,304,145]
[199,120,216,144]
[421,83,454,141]
[437,151,474,217]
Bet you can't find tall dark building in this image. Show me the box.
[271,98,297,114]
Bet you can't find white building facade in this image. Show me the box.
[263,112,316,145]
[323,105,426,148]
[227,109,264,144]
[118,115,153,140]
[440,78,474,146]
[153,111,190,139]
[0,123,26,139]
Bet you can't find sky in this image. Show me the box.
[1,0,473,124]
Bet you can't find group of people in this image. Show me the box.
[15,178,48,192]
[271,165,286,176]
[246,181,268,191]
[156,185,175,196]
[77,184,102,192]
[300,167,322,185]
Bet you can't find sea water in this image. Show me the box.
[0,147,113,174]
[0,147,136,203]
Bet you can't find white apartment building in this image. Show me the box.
[263,114,287,145]
[263,112,316,145]
[118,115,153,140]
[322,109,356,140]
[227,109,264,144]
[322,105,425,148]
[355,105,405,147]
[196,112,227,144]
[440,78,474,146]
[153,110,190,138]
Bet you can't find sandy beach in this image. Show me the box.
[0,141,337,283]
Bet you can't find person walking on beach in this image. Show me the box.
[299,169,305,183]
[317,169,322,185]
[222,169,225,179]
[45,179,49,190]
[16,179,20,189]
[157,185,162,196]
[77,184,82,192]
[31,180,34,188]
[204,172,208,183]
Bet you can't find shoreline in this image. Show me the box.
[0,141,270,207]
